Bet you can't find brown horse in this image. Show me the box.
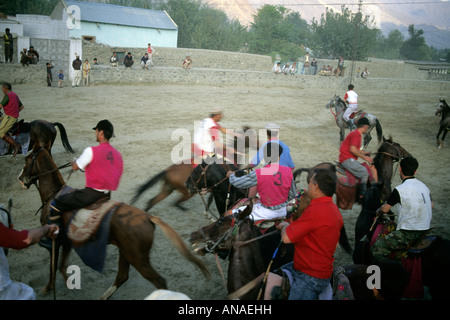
[131,126,259,212]
[17,147,210,299]
[4,118,75,155]
[294,136,410,211]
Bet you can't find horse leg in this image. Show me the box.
[98,251,130,300]
[174,189,194,211]
[340,127,345,144]
[144,185,173,211]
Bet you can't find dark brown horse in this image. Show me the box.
[294,136,410,211]
[5,118,75,155]
[17,147,210,299]
[435,99,450,149]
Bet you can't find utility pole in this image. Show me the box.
[349,0,363,85]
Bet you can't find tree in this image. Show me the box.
[310,5,378,60]
[400,25,431,61]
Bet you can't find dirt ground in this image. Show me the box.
[0,82,449,300]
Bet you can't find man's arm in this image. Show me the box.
[349,145,373,163]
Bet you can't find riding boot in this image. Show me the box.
[2,135,21,157]
[357,183,367,204]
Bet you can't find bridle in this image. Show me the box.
[23,148,72,186]
[374,141,409,163]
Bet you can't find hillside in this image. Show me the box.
[204,0,450,49]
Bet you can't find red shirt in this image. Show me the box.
[286,197,343,279]
[339,129,362,163]
[0,224,28,250]
[2,91,21,118]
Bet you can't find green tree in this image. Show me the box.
[0,0,59,15]
[400,25,431,61]
[310,6,378,60]
[370,29,404,59]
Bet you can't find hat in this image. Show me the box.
[265,123,280,129]
[93,119,114,138]
[210,107,223,115]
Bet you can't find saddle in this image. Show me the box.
[335,161,373,188]
[8,119,31,136]
[67,198,121,247]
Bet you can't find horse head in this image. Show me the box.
[189,203,253,256]
[436,99,450,118]
[17,147,64,190]
[376,136,411,163]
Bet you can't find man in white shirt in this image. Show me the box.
[371,156,433,259]
[343,84,358,130]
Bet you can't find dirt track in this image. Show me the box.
[1,82,449,300]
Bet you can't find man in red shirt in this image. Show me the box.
[277,168,343,299]
[0,82,24,157]
[339,117,373,202]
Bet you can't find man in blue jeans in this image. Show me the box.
[276,168,343,299]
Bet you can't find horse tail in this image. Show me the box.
[293,168,311,181]
[53,122,75,154]
[130,171,167,204]
[375,119,383,146]
[147,215,211,279]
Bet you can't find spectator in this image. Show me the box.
[140,53,151,70]
[282,63,290,75]
[272,62,282,74]
[3,28,13,63]
[361,68,370,79]
[124,52,134,69]
[46,62,53,87]
[20,48,32,67]
[311,58,318,75]
[82,59,91,86]
[72,54,82,87]
[110,52,118,67]
[289,62,297,75]
[28,46,39,64]
[147,43,154,67]
[93,58,99,65]
[57,69,64,88]
[182,56,192,69]
[301,52,310,74]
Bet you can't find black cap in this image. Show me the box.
[93,119,114,139]
[356,117,370,127]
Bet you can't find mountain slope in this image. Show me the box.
[204,0,450,49]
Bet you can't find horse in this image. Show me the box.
[294,136,411,211]
[1,116,75,155]
[131,126,258,212]
[184,158,248,217]
[353,183,450,299]
[17,147,210,299]
[326,94,383,148]
[435,98,450,149]
[190,202,409,300]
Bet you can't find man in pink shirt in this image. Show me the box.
[339,117,373,202]
[0,82,24,157]
[48,120,123,226]
[277,167,343,299]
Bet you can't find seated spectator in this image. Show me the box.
[124,52,134,68]
[93,58,99,65]
[140,53,151,69]
[20,48,33,66]
[303,62,310,75]
[290,62,297,75]
[28,46,39,64]
[272,62,282,74]
[182,56,192,69]
[282,63,290,75]
[110,52,118,67]
[361,68,369,79]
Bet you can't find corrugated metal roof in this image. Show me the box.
[65,1,177,30]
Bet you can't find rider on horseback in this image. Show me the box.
[339,117,374,203]
[226,142,297,220]
[47,120,123,232]
[343,84,358,131]
[0,82,24,157]
[371,156,433,260]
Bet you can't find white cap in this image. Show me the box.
[265,123,280,129]
[210,107,223,115]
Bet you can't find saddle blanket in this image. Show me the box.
[336,162,373,187]
[68,200,121,273]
